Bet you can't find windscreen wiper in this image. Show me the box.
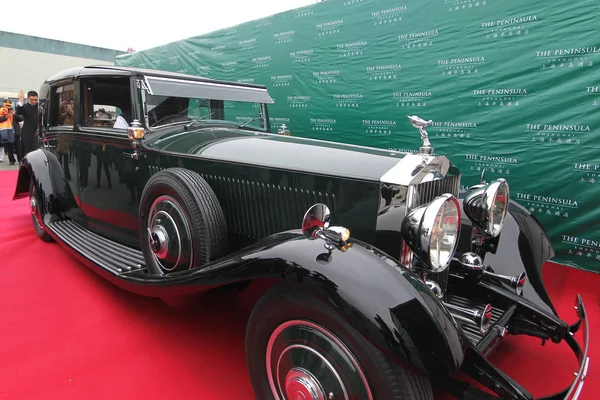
[238,113,264,128]
[184,112,215,129]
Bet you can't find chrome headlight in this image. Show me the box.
[401,193,461,272]
[464,178,509,238]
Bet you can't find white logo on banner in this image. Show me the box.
[438,56,485,76]
[336,41,367,57]
[366,64,401,80]
[526,123,590,145]
[187,51,202,62]
[316,20,343,36]
[236,78,255,83]
[238,38,257,52]
[388,147,418,154]
[220,61,237,73]
[394,91,431,108]
[288,96,310,108]
[290,50,313,64]
[271,75,293,87]
[362,119,396,136]
[515,193,579,219]
[561,235,600,260]
[274,30,295,45]
[481,15,536,39]
[429,121,477,139]
[293,4,315,18]
[252,56,271,69]
[588,85,599,106]
[333,94,362,108]
[313,70,340,85]
[448,0,487,12]
[398,30,439,49]
[536,47,599,70]
[254,18,271,29]
[371,6,407,25]
[464,154,517,176]
[211,45,226,56]
[167,55,179,66]
[310,118,337,132]
[343,0,364,6]
[573,162,600,184]
[270,117,290,131]
[473,88,527,107]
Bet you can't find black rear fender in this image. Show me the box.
[13,149,77,223]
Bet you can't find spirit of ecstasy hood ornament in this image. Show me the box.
[407,115,434,155]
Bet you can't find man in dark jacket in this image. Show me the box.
[13,110,23,161]
[15,90,42,156]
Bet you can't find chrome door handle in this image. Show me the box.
[123,151,139,160]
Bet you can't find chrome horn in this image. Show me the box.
[443,302,493,335]
[482,270,526,296]
[455,252,484,271]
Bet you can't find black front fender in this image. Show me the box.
[456,196,558,316]
[13,149,77,222]
[111,231,466,379]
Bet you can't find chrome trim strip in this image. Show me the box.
[144,75,275,104]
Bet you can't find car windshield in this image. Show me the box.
[141,77,271,132]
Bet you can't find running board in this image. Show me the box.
[47,220,147,275]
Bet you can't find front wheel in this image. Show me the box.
[246,284,434,400]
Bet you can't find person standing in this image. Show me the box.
[0,99,23,165]
[13,107,23,161]
[15,90,42,156]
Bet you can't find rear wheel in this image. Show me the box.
[246,284,434,400]
[29,181,53,242]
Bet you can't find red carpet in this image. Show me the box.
[0,169,597,399]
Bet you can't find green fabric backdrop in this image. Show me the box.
[115,0,600,272]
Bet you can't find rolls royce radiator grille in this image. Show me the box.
[410,174,461,207]
[202,175,336,239]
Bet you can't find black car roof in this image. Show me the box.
[45,65,269,90]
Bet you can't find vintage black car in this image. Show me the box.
[14,65,588,400]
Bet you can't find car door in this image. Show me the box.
[41,80,85,224]
[73,74,142,248]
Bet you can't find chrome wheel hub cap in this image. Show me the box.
[285,368,324,400]
[147,195,193,272]
[149,225,169,259]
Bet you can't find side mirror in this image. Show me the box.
[302,203,331,238]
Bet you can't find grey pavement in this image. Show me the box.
[0,156,20,171]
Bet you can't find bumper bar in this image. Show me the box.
[437,294,590,400]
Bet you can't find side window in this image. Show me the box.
[82,77,131,129]
[48,83,75,128]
